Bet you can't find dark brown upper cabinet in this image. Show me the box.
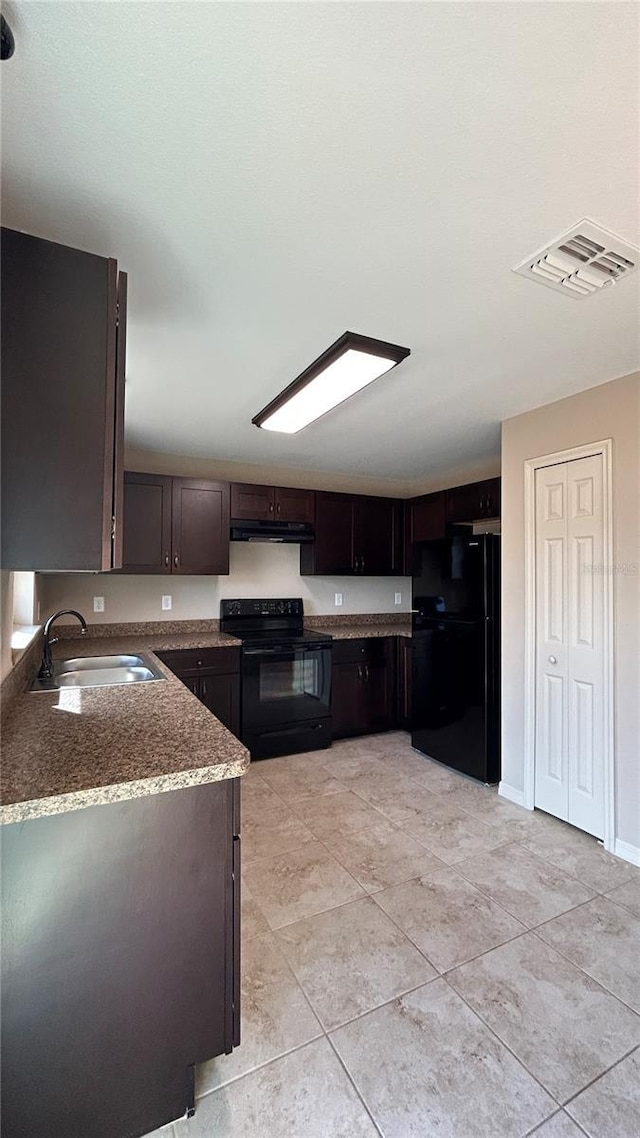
[230,483,314,524]
[445,477,501,524]
[300,492,401,576]
[403,491,446,570]
[1,228,127,570]
[121,473,172,573]
[121,473,230,575]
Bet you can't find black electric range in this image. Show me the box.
[220,599,333,759]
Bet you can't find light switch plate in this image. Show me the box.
[93,596,105,613]
[394,592,402,605]
[334,592,343,607]
[161,595,172,611]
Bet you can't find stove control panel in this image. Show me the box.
[221,598,304,619]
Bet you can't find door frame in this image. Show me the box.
[522,438,615,851]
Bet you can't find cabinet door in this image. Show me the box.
[354,496,400,575]
[300,492,354,575]
[274,487,315,523]
[1,228,123,571]
[230,483,274,521]
[396,637,412,729]
[331,661,365,738]
[1,781,235,1138]
[445,481,484,523]
[172,479,230,575]
[481,477,501,518]
[200,672,240,737]
[121,472,172,573]
[110,274,128,570]
[362,659,395,733]
[404,492,446,571]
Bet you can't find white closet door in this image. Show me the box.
[566,454,604,837]
[534,463,569,822]
[534,455,605,838]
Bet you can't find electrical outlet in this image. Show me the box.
[93,596,105,613]
[334,592,343,607]
[161,595,172,611]
[394,592,402,605]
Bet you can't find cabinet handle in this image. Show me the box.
[361,556,365,574]
[357,664,363,681]
[364,663,369,683]
[276,501,281,515]
[197,660,203,667]
[201,680,207,697]
[174,553,179,568]
[486,495,492,515]
[164,553,170,568]
[269,501,274,513]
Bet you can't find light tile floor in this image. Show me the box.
[150,732,640,1138]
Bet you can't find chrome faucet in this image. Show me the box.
[38,609,88,678]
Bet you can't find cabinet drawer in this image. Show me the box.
[332,637,390,666]
[157,647,240,676]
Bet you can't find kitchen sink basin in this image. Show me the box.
[31,653,165,691]
[56,666,159,688]
[58,654,147,672]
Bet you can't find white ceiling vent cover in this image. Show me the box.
[513,219,639,299]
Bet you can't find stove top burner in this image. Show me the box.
[220,597,331,648]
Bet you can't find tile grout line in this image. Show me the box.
[528,923,640,1018]
[450,848,603,927]
[523,1108,590,1138]
[511,838,639,896]
[324,1032,385,1138]
[440,971,564,1113]
[560,1042,640,1111]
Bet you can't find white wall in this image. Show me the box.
[501,372,640,856]
[124,445,500,500]
[39,542,411,623]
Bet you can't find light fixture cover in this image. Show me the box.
[253,331,411,434]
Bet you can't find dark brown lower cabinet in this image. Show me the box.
[1,779,241,1138]
[156,648,240,737]
[396,636,412,729]
[332,638,397,738]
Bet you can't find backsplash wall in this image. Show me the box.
[39,543,411,624]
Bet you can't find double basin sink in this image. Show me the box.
[32,654,166,691]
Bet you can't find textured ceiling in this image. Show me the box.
[2,2,638,485]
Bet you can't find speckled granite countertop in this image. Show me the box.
[308,619,411,639]
[1,632,248,826]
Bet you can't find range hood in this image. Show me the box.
[230,519,314,543]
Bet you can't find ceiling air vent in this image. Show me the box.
[513,219,639,299]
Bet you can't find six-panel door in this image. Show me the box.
[534,456,605,838]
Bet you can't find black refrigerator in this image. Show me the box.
[411,533,500,783]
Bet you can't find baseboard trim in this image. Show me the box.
[498,782,530,809]
[613,839,640,868]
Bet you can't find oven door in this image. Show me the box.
[242,642,332,731]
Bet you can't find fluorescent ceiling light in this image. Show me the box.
[252,331,410,434]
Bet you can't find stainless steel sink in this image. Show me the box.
[32,653,165,691]
[56,666,159,688]
[58,654,147,672]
